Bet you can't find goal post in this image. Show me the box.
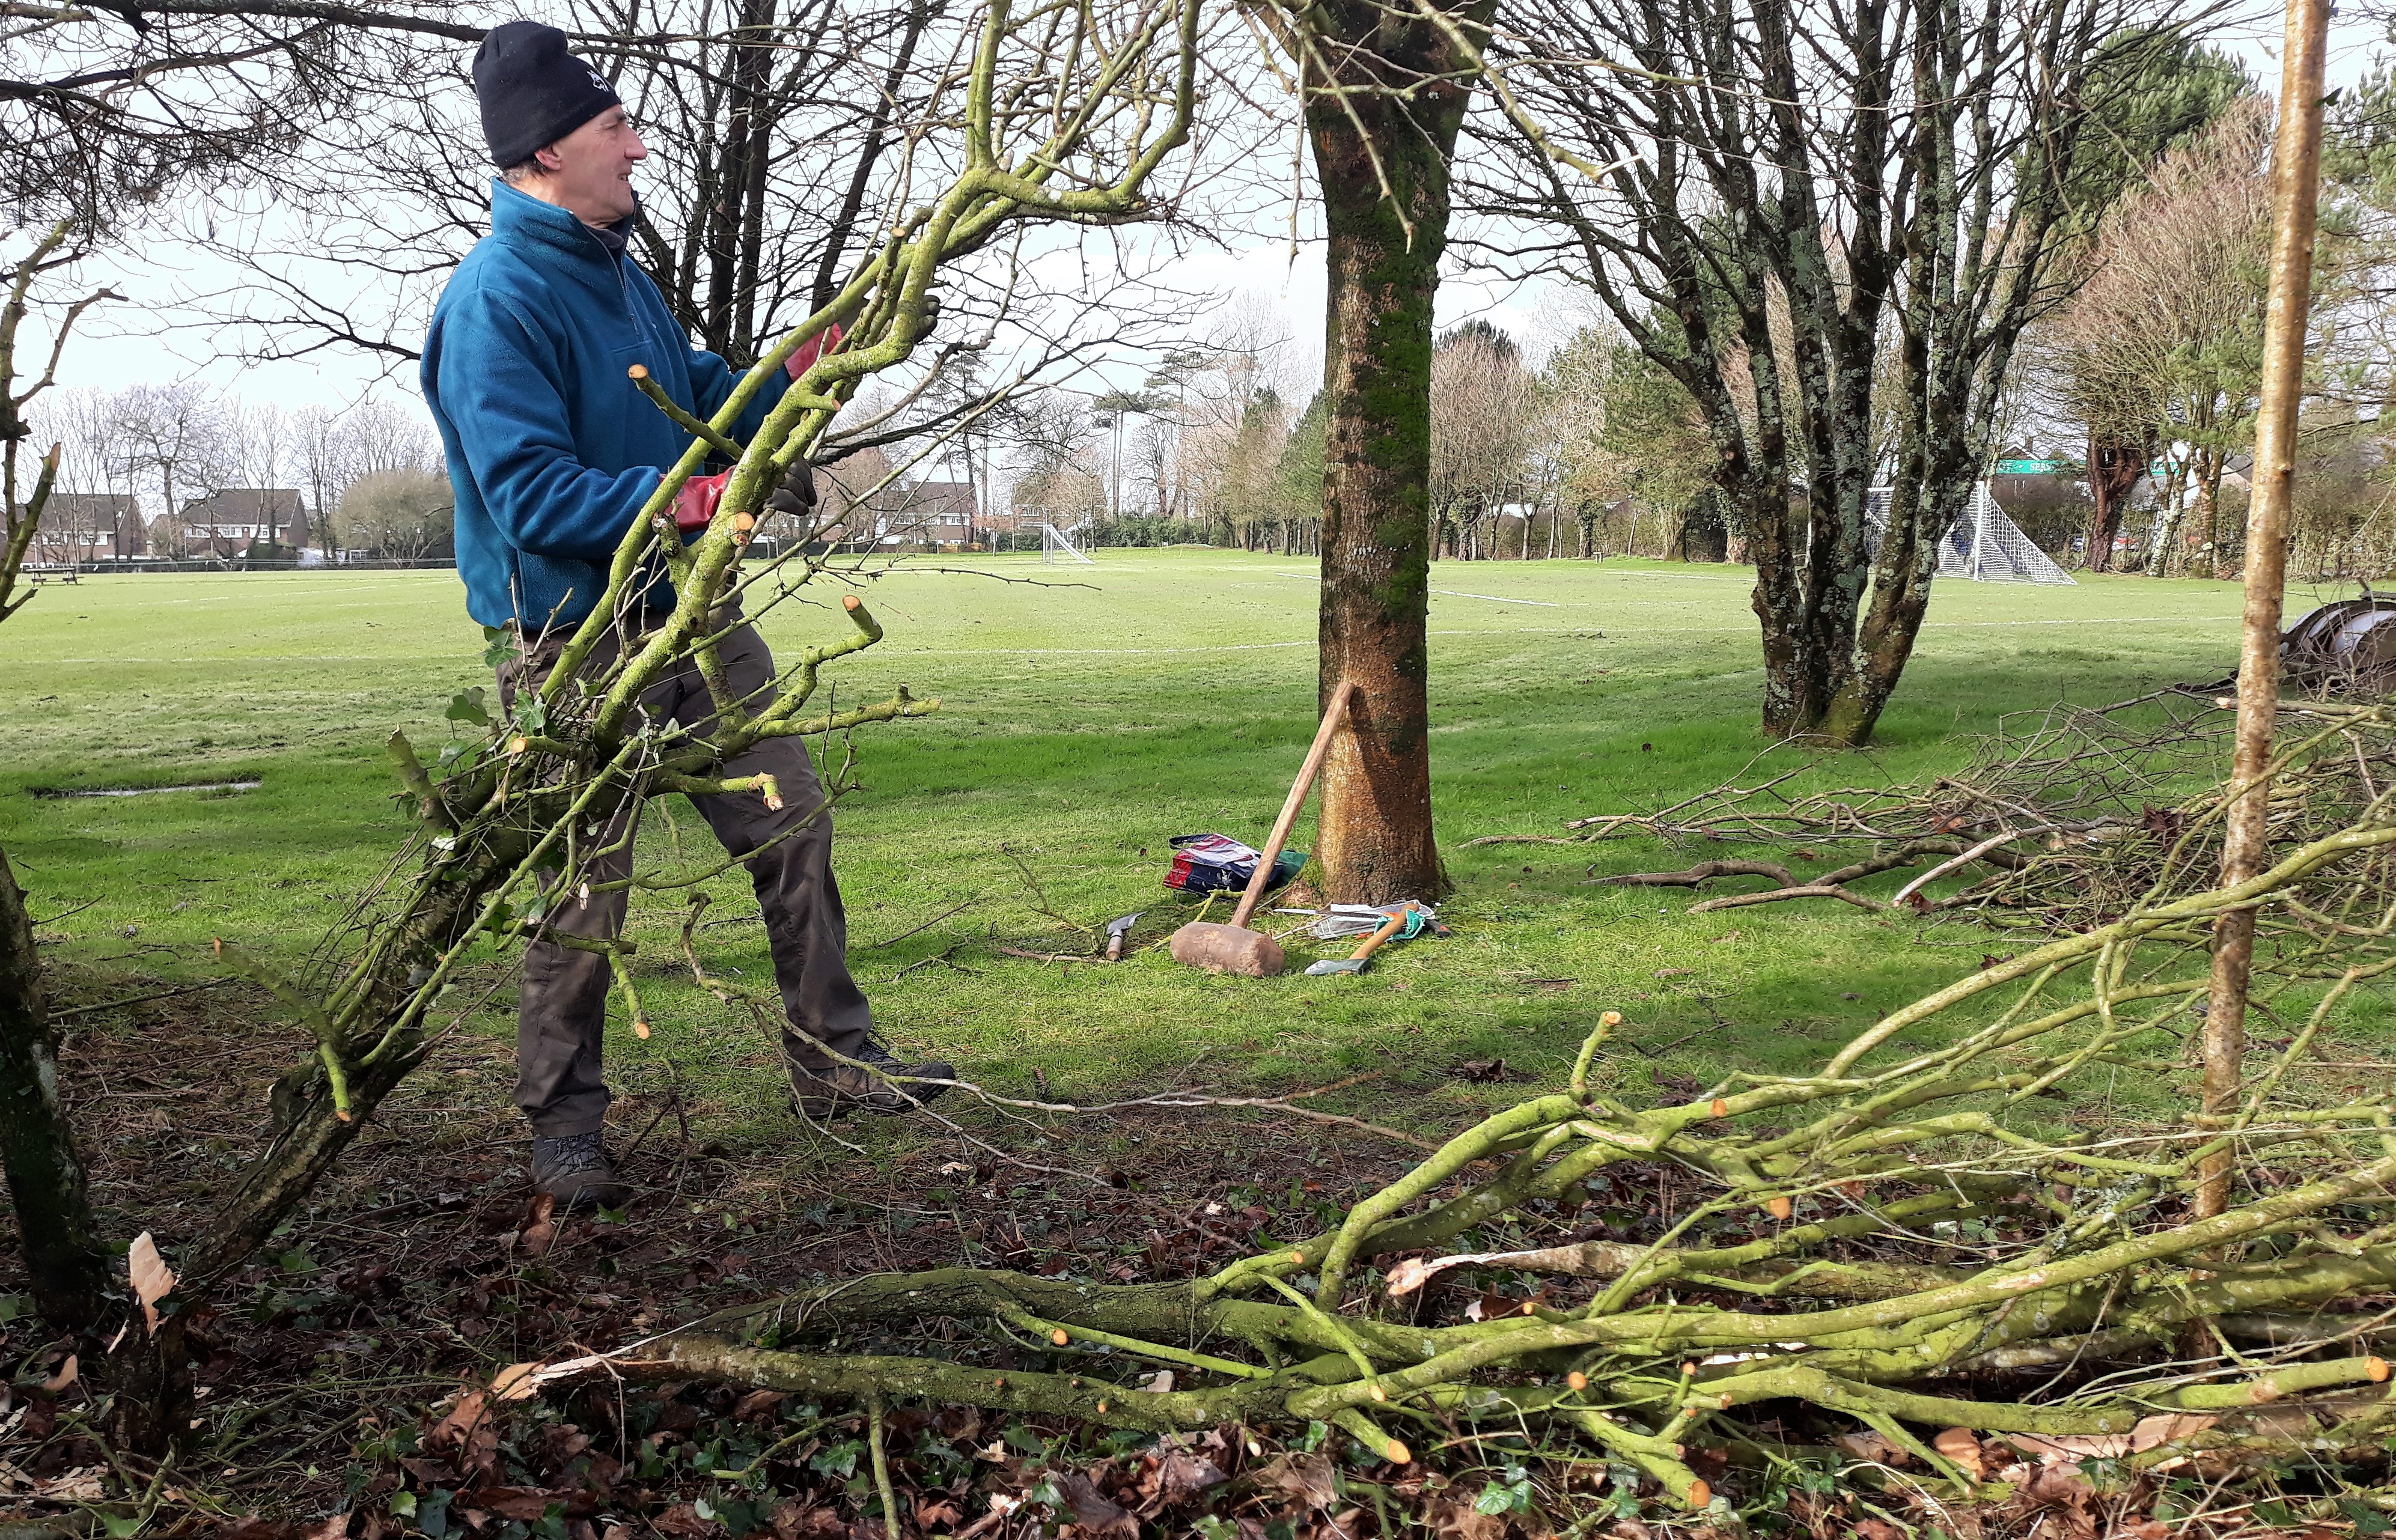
[1041,523,1096,565]
[1863,484,2075,586]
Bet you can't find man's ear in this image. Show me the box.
[534,144,565,174]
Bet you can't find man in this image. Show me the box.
[421,19,953,1211]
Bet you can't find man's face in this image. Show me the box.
[534,105,645,227]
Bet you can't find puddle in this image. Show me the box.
[32,780,261,800]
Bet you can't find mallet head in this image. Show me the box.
[1168,921,1285,978]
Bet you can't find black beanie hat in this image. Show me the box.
[473,20,622,169]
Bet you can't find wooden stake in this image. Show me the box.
[2199,0,2332,1220]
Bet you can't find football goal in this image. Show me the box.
[1865,484,2075,586]
[1041,523,1096,565]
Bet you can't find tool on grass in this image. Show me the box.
[1303,904,1415,976]
[1103,912,1143,961]
[1169,681,1358,978]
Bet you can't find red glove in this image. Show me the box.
[787,323,846,381]
[674,470,730,532]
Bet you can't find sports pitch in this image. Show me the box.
[0,549,2285,1139]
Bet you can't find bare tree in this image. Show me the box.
[334,465,450,558]
[1460,7,2239,743]
[2041,99,2275,578]
[112,382,232,555]
[1430,320,1532,559]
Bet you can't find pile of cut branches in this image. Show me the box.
[496,790,2396,1520]
[1490,692,2396,930]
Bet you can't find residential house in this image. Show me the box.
[806,460,981,550]
[27,493,145,562]
[161,488,310,558]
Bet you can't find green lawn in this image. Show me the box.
[0,550,2279,1145]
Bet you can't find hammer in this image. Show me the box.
[1168,681,1358,979]
[1303,904,1414,976]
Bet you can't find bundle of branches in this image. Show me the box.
[0,0,1202,1457]
[1483,692,2396,930]
[487,799,2396,1517]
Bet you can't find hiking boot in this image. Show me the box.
[791,1039,956,1120]
[529,1131,629,1211]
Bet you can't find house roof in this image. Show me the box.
[179,488,305,522]
[41,493,142,517]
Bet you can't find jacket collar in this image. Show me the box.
[487,178,638,269]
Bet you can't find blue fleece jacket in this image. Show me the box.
[421,180,791,632]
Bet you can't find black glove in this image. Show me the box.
[766,461,818,520]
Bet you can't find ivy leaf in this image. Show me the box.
[481,626,516,670]
[445,687,492,728]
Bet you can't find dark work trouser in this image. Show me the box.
[498,616,873,1136]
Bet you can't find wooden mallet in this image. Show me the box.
[1168,681,1357,979]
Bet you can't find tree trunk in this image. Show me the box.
[0,845,194,1455]
[0,847,109,1334]
[1309,0,1484,905]
[2086,431,2144,572]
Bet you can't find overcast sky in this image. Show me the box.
[20,0,2389,462]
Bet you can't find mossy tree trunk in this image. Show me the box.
[1308,0,1488,903]
[0,848,108,1333]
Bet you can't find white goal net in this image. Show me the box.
[1041,523,1096,565]
[1865,484,2075,586]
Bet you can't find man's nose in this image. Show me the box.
[627,130,649,162]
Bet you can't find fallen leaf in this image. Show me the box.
[427,1390,492,1453]
[1253,1452,1338,1512]
[41,1353,78,1392]
[2119,1523,2168,1540]
[303,1513,349,1540]
[517,1193,558,1258]
[2128,1412,2217,1452]
[1855,1521,1905,1540]
[129,1231,175,1334]
[457,1486,596,1520]
[1831,1430,1906,1467]
[732,1389,787,1420]
[489,1363,544,1402]
[651,1503,713,1540]
[768,1502,844,1540]
[1454,1059,1508,1082]
[1426,1493,1505,1540]
[32,1467,106,1503]
[1056,1472,1136,1539]
[216,1520,301,1540]
[1148,1450,1227,1510]
[2005,1432,2130,1463]
[1932,1426,1984,1479]
[1141,1369,1175,1393]
[2020,1461,2098,1515]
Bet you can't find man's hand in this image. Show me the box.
[675,469,731,532]
[767,462,817,522]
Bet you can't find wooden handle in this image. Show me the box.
[1348,905,1412,962]
[1228,681,1358,930]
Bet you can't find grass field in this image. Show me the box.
[0,549,2285,1151]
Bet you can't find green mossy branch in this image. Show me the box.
[484,771,2396,1506]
